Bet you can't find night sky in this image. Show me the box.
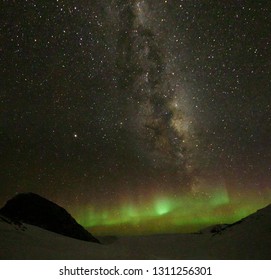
[1,0,271,235]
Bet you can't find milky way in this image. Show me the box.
[1,0,271,235]
[115,0,198,193]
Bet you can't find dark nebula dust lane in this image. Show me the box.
[0,1,271,235]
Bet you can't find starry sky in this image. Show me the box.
[1,0,271,235]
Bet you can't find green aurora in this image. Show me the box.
[74,186,271,236]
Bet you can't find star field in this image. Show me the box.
[0,0,271,235]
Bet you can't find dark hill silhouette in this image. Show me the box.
[0,192,99,243]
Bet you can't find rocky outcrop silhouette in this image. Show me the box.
[0,192,99,243]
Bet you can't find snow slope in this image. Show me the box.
[0,204,271,260]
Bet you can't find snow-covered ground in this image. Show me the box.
[0,204,271,260]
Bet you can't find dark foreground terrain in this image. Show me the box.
[0,194,270,259]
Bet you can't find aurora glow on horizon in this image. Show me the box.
[74,185,271,235]
[1,1,271,236]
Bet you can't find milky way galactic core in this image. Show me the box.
[1,1,271,235]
